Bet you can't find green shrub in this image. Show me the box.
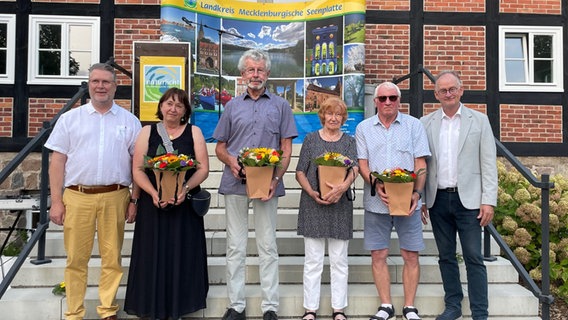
[495,160,568,302]
[1,230,28,256]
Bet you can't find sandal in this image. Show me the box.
[332,311,347,320]
[370,305,395,320]
[302,311,317,320]
[402,306,421,320]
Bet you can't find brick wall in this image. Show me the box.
[424,0,485,12]
[114,18,162,86]
[500,0,561,14]
[423,103,486,116]
[500,104,563,143]
[28,99,76,137]
[0,98,13,138]
[364,24,410,88]
[422,25,486,91]
[365,0,409,10]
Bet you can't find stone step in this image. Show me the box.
[31,228,499,259]
[0,283,539,319]
[43,208,380,233]
[10,255,518,288]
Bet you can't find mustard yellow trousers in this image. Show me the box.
[62,188,130,320]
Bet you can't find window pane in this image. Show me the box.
[534,35,552,58]
[505,37,524,58]
[69,51,90,76]
[39,51,61,75]
[505,60,526,82]
[69,25,92,50]
[39,24,61,49]
[0,50,6,74]
[0,24,6,48]
[534,60,552,83]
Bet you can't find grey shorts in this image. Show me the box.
[363,210,425,252]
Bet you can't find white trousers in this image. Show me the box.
[303,237,349,311]
[225,194,279,313]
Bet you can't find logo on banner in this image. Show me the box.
[184,0,197,9]
[143,65,182,102]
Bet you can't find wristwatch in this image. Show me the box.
[130,198,139,205]
[413,190,423,200]
[273,176,280,184]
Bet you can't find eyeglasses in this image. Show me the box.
[436,87,460,96]
[164,100,185,110]
[244,68,267,75]
[89,79,114,87]
[375,95,398,103]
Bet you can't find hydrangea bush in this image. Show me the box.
[494,160,568,300]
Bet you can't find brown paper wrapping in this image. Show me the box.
[245,166,275,199]
[383,181,414,216]
[153,170,185,202]
[318,165,347,198]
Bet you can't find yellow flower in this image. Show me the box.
[314,152,353,167]
[238,147,284,167]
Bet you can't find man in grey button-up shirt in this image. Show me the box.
[213,49,297,320]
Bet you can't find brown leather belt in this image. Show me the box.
[67,184,127,194]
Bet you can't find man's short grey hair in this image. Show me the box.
[435,70,462,88]
[374,81,401,97]
[237,49,271,72]
[89,63,116,82]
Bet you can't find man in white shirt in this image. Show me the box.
[356,82,430,320]
[45,63,141,320]
[421,70,497,320]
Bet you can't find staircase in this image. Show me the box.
[0,144,540,319]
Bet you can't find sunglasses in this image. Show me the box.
[375,95,398,103]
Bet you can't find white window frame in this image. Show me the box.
[499,26,563,92]
[0,14,16,84]
[28,15,100,85]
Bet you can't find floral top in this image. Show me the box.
[295,131,358,240]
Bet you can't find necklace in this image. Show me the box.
[321,129,341,142]
[166,126,182,140]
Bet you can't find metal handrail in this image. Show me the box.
[0,64,555,320]
[0,57,131,299]
[392,66,553,320]
[489,141,554,319]
[0,82,88,298]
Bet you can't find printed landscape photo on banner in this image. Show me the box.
[159,0,366,142]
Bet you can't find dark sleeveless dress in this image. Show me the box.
[124,123,209,319]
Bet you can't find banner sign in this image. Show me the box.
[139,56,187,121]
[160,0,366,142]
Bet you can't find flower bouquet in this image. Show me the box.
[52,281,66,296]
[145,150,199,204]
[314,152,353,198]
[371,168,424,216]
[238,147,283,199]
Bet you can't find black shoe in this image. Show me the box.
[435,309,462,320]
[403,306,421,320]
[263,310,278,320]
[222,308,246,320]
[370,305,395,320]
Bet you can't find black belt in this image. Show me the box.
[438,187,458,193]
[67,184,128,194]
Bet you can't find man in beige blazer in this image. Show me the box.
[420,70,497,320]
